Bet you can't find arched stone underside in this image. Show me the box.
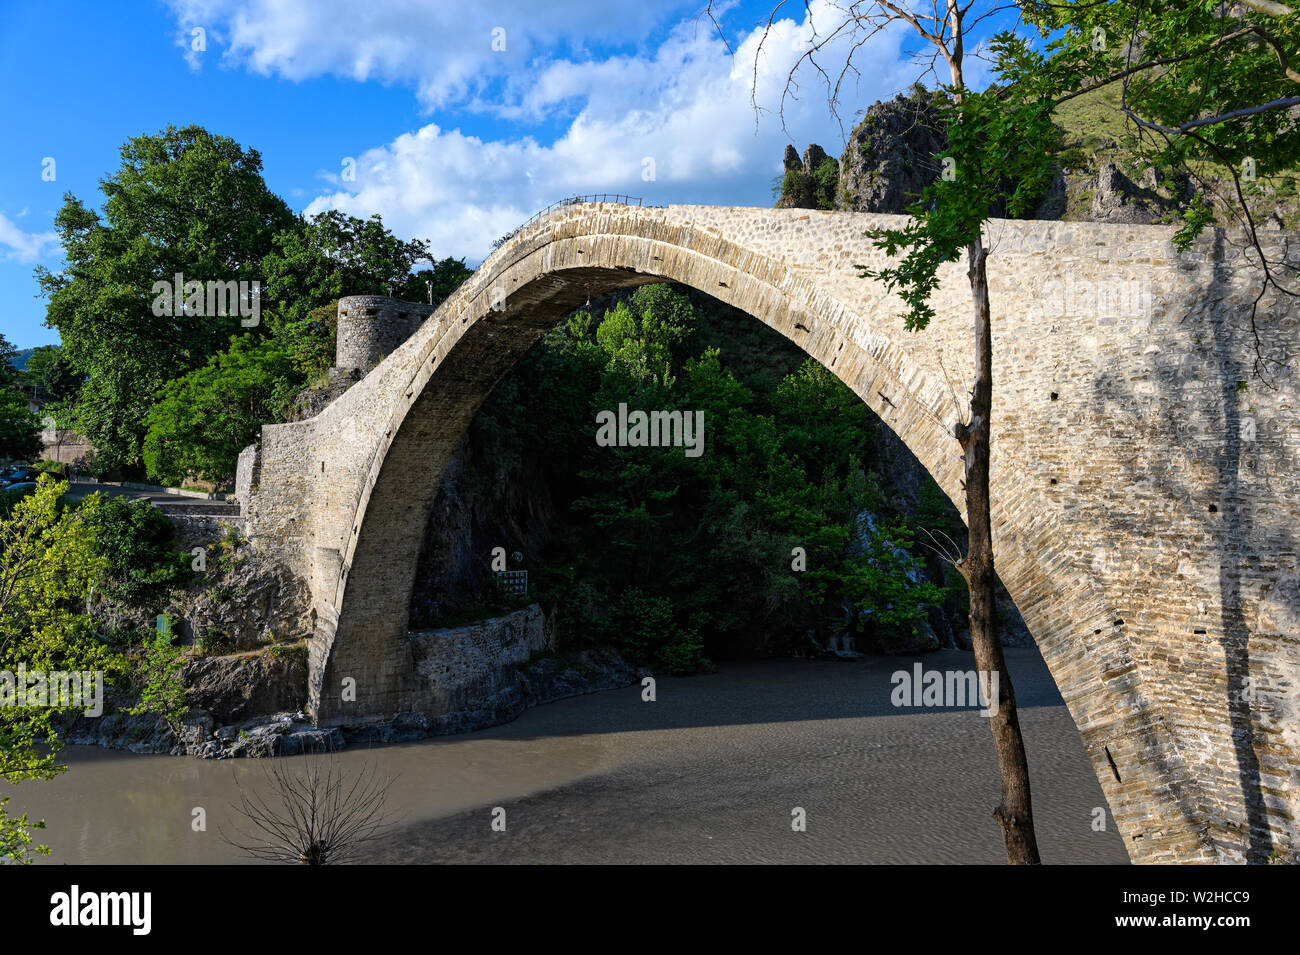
[244,203,1300,864]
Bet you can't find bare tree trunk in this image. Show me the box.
[957,236,1041,864]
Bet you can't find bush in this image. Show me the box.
[125,624,188,735]
[195,628,235,657]
[810,157,840,209]
[267,642,308,664]
[657,629,710,675]
[77,494,193,608]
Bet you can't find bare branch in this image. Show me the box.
[221,753,399,865]
[1123,94,1300,134]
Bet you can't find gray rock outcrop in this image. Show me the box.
[837,90,947,213]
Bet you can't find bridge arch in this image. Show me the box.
[244,202,1300,863]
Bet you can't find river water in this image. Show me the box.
[9,648,1128,864]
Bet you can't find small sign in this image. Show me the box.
[498,570,528,597]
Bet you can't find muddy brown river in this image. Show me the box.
[8,648,1128,864]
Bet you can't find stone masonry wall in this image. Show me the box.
[408,603,551,715]
[336,295,437,372]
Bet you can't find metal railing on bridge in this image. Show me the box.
[492,195,661,250]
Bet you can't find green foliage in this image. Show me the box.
[35,126,449,475]
[1020,1,1300,246]
[267,641,308,664]
[194,629,233,657]
[917,475,958,536]
[595,284,697,386]
[0,333,21,392]
[21,345,82,404]
[0,799,48,864]
[260,209,433,331]
[861,68,1058,329]
[76,493,193,608]
[125,620,188,735]
[274,300,337,386]
[0,385,43,463]
[399,257,473,306]
[774,359,872,466]
[781,168,809,205]
[36,125,296,472]
[142,334,295,485]
[780,160,840,210]
[0,479,128,862]
[0,481,193,860]
[462,284,947,669]
[810,157,840,209]
[846,521,948,635]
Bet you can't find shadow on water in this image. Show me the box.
[394,648,1068,745]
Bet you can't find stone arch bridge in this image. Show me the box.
[238,201,1300,864]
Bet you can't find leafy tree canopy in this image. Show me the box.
[0,386,44,463]
[142,334,295,485]
[36,125,296,470]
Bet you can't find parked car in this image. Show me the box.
[0,466,44,487]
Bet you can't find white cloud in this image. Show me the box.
[0,214,58,263]
[165,0,700,108]
[298,4,921,261]
[167,1,938,262]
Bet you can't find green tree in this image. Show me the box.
[0,333,22,391]
[261,210,433,331]
[1019,0,1300,372]
[399,256,474,305]
[124,617,188,736]
[774,358,872,468]
[846,520,949,642]
[503,284,946,669]
[36,125,296,472]
[276,300,338,385]
[142,334,295,485]
[0,386,43,462]
[22,345,82,404]
[77,494,193,608]
[0,479,123,863]
[594,284,699,385]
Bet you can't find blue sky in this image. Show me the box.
[0,0,1006,349]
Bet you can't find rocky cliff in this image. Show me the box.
[834,88,947,214]
[778,84,1299,228]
